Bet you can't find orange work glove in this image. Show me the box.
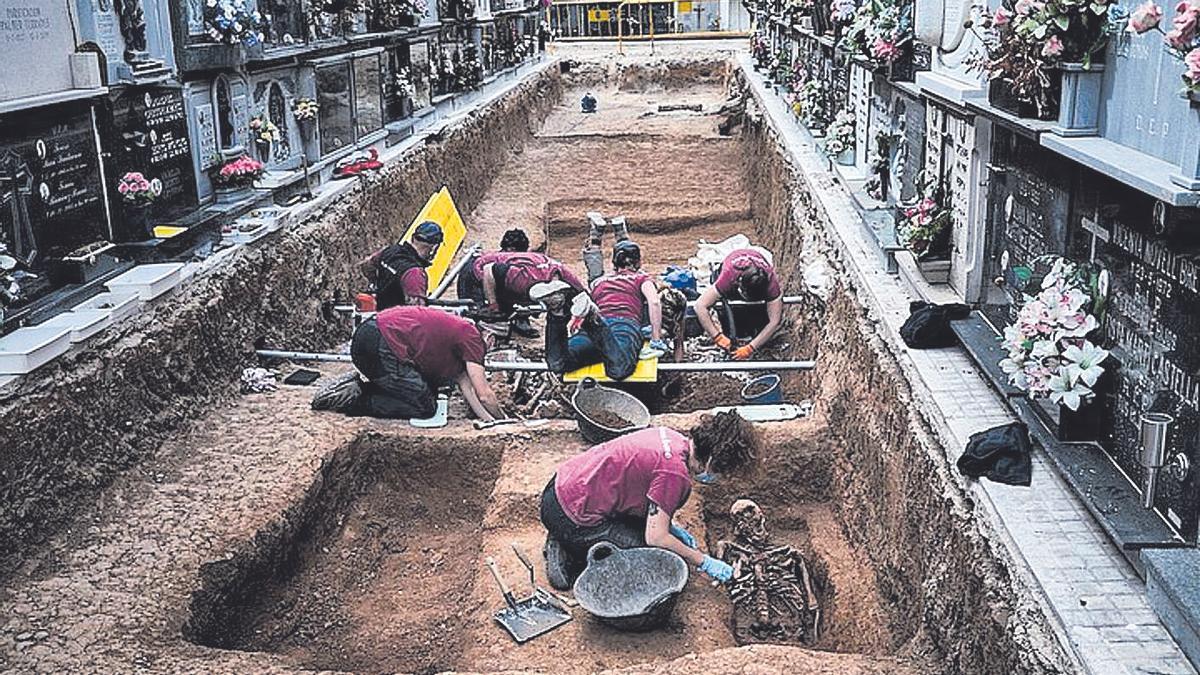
[733,344,756,361]
[713,333,733,351]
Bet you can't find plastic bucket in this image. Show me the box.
[740,373,783,404]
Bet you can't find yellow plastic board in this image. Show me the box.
[678,1,692,12]
[152,226,187,239]
[402,186,467,293]
[563,352,659,383]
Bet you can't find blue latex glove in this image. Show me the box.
[698,555,733,583]
[670,522,697,549]
[649,339,669,353]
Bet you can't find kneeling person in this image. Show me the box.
[539,415,756,590]
[531,240,663,382]
[313,305,504,422]
[695,247,784,360]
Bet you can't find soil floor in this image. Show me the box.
[0,52,932,674]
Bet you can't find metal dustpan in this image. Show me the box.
[485,546,572,643]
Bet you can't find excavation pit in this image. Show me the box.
[181,424,926,674]
[0,50,1069,675]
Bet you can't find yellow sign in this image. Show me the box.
[678,1,692,11]
[402,187,467,293]
[564,349,659,383]
[587,8,611,21]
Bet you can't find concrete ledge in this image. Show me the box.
[1146,549,1200,667]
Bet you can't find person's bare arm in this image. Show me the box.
[693,286,722,340]
[481,263,499,309]
[641,279,663,341]
[748,297,784,350]
[459,362,503,421]
[644,503,706,567]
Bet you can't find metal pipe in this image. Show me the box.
[1140,412,1174,509]
[258,349,353,362]
[430,243,481,300]
[483,360,816,372]
[332,295,811,318]
[257,349,816,372]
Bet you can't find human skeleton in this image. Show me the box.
[717,499,821,644]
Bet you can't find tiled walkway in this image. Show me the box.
[740,54,1196,675]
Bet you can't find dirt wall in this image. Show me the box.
[0,67,565,576]
[733,71,1071,674]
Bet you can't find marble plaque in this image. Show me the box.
[0,1,78,103]
[1103,22,1193,168]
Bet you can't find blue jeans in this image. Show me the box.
[546,314,641,381]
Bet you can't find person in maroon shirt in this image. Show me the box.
[312,305,504,421]
[359,222,444,310]
[695,247,784,361]
[538,414,757,590]
[530,240,663,381]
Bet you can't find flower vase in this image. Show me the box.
[836,148,855,165]
[1171,92,1200,189]
[125,203,153,239]
[1051,62,1104,138]
[255,139,272,163]
[214,182,252,204]
[916,257,951,284]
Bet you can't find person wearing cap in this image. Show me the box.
[360,221,444,311]
[539,414,758,590]
[312,304,504,421]
[694,247,784,361]
[530,237,664,381]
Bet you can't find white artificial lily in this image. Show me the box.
[1030,339,1059,360]
[1063,341,1108,387]
[1048,371,1092,410]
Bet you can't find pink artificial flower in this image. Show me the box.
[871,38,901,62]
[1042,35,1065,57]
[1129,1,1164,32]
[118,182,130,194]
[993,6,1013,25]
[1185,46,1200,82]
[1015,0,1035,15]
[1169,2,1200,47]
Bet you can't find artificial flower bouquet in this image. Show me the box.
[394,69,418,99]
[823,109,856,157]
[292,97,320,122]
[204,0,268,46]
[798,78,830,127]
[843,0,914,66]
[1127,0,1200,93]
[999,256,1109,411]
[896,171,952,259]
[249,114,281,144]
[213,155,265,188]
[970,0,1117,117]
[116,172,162,205]
[752,33,771,68]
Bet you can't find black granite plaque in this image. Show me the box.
[0,101,107,266]
[1070,175,1200,539]
[104,86,199,239]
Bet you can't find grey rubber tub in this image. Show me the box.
[572,542,689,631]
[570,378,652,444]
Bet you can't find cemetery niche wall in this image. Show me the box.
[982,128,1200,544]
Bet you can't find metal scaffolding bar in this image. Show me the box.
[256,349,816,372]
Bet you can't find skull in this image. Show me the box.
[731,498,769,548]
